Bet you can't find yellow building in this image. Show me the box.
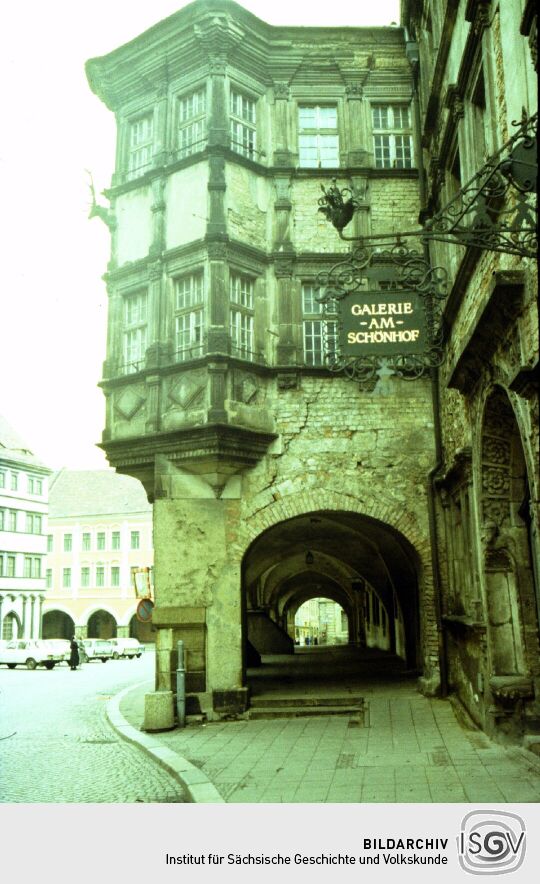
[42,470,154,642]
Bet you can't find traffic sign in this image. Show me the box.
[136,598,154,623]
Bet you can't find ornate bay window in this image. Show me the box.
[174,273,204,362]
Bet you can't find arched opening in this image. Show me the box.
[129,613,155,644]
[2,611,21,640]
[242,510,421,696]
[481,387,539,719]
[87,610,117,639]
[42,610,75,640]
[293,597,349,646]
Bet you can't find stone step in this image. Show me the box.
[248,705,365,721]
[250,694,364,708]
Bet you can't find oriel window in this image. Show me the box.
[372,105,413,169]
[298,106,339,168]
[230,90,257,160]
[178,88,207,158]
[175,273,204,362]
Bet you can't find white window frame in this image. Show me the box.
[178,87,207,158]
[81,566,90,588]
[230,90,257,160]
[96,565,105,588]
[82,532,91,552]
[97,531,106,551]
[62,567,71,588]
[372,104,413,169]
[127,113,154,180]
[302,284,338,366]
[111,566,121,588]
[174,273,204,362]
[298,105,339,169]
[64,533,72,552]
[111,531,121,551]
[131,531,140,550]
[230,273,255,360]
[123,290,148,374]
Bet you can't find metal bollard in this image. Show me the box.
[176,640,186,728]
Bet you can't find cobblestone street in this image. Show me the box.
[0,650,183,803]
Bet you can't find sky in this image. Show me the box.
[0,0,400,471]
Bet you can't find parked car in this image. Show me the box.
[45,639,88,664]
[110,638,144,659]
[0,639,66,670]
[81,639,114,662]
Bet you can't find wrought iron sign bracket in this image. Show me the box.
[318,111,537,260]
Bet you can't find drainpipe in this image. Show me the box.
[176,640,186,728]
[407,38,448,698]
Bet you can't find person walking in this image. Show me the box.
[69,637,80,670]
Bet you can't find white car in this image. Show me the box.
[0,639,66,670]
[81,639,114,662]
[110,638,144,659]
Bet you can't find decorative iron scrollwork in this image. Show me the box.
[317,112,537,259]
[316,244,447,385]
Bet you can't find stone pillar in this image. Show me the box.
[37,595,43,638]
[21,595,28,638]
[152,485,245,719]
[30,595,36,639]
[117,624,130,638]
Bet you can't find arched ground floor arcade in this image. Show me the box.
[151,491,440,721]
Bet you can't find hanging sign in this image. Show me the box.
[339,290,427,357]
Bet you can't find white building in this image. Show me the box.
[0,416,52,639]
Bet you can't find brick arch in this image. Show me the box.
[234,488,438,680]
[233,489,431,568]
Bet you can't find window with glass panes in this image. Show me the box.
[96,565,105,588]
[302,284,338,366]
[82,532,91,551]
[230,274,255,359]
[123,291,147,373]
[131,531,140,550]
[64,534,72,552]
[178,88,206,158]
[47,534,53,552]
[230,90,256,159]
[111,566,120,588]
[25,513,42,534]
[7,555,16,577]
[112,531,120,551]
[298,106,339,168]
[11,472,18,491]
[97,532,106,551]
[46,569,52,589]
[127,114,153,179]
[372,105,413,169]
[81,567,90,588]
[175,273,204,361]
[63,567,71,588]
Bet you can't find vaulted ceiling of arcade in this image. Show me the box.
[243,511,421,664]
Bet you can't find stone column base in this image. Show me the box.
[143,690,175,732]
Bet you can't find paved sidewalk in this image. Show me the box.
[111,677,540,804]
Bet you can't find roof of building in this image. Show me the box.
[0,414,49,470]
[49,470,152,518]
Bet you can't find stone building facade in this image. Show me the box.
[0,416,51,640]
[42,470,154,643]
[402,0,538,739]
[86,0,538,733]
